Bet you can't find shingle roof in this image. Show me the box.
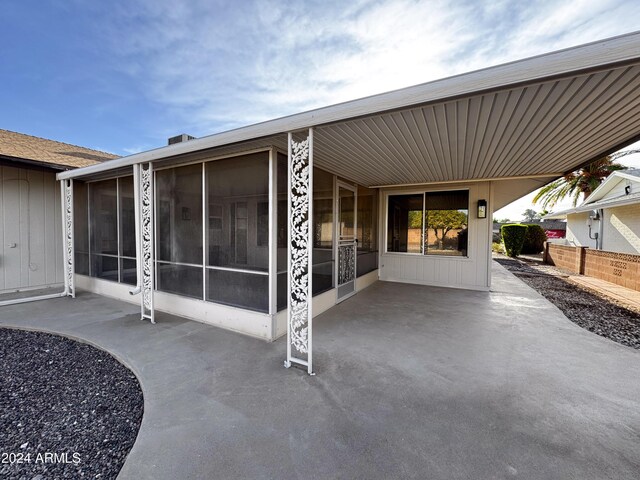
[0,129,118,170]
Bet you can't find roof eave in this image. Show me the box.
[0,154,77,172]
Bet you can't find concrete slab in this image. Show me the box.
[1,262,639,479]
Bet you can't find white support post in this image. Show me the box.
[285,128,314,375]
[61,178,75,298]
[268,148,277,329]
[131,162,155,323]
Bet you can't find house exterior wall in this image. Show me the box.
[379,181,492,290]
[565,211,596,248]
[0,165,63,293]
[564,204,640,254]
[601,204,640,254]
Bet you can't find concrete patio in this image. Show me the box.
[1,262,639,479]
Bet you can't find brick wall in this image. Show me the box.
[583,249,640,291]
[544,243,584,274]
[544,243,640,291]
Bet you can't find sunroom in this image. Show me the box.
[68,146,381,339]
[58,32,640,373]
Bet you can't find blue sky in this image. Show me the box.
[2,0,640,217]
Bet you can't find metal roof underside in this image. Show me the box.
[60,32,640,188]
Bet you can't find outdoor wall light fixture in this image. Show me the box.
[477,199,487,219]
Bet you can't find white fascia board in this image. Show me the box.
[575,194,640,212]
[58,30,640,181]
[582,171,640,205]
[582,174,621,205]
[615,170,640,183]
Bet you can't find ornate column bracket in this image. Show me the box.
[285,129,314,375]
[61,179,75,298]
[133,163,155,324]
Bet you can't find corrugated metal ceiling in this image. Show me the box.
[311,64,640,187]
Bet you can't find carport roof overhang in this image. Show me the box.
[59,31,640,192]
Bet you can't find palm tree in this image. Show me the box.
[533,149,639,209]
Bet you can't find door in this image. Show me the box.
[336,182,357,302]
[1,178,27,292]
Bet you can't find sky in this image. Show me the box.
[2,0,640,219]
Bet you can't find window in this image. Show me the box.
[387,194,423,253]
[76,176,138,284]
[387,190,469,256]
[357,185,378,276]
[156,164,203,299]
[312,167,335,295]
[74,181,89,275]
[206,152,269,312]
[118,176,137,284]
[424,191,468,256]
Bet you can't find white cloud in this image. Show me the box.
[95,0,640,142]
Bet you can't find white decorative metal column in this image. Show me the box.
[132,163,155,324]
[285,129,314,375]
[61,179,75,298]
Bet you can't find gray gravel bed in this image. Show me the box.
[0,328,143,479]
[494,257,640,349]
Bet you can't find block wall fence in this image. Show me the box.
[544,243,640,292]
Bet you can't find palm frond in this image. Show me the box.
[533,149,639,209]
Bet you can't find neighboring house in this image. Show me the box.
[545,169,640,254]
[55,32,640,373]
[0,129,116,299]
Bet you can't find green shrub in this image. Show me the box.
[522,224,547,254]
[500,224,527,257]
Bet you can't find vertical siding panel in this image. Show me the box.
[45,172,61,285]
[54,179,63,283]
[44,173,55,283]
[18,169,29,287]
[0,167,5,290]
[476,183,490,287]
[28,170,46,287]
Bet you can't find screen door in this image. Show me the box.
[336,182,357,302]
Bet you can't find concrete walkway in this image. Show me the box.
[569,274,640,312]
[1,262,639,479]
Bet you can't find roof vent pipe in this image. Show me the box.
[168,134,196,145]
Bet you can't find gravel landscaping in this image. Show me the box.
[494,256,640,349]
[0,328,143,479]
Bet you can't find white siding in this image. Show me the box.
[379,182,492,290]
[565,212,596,248]
[0,165,63,293]
[602,204,640,254]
